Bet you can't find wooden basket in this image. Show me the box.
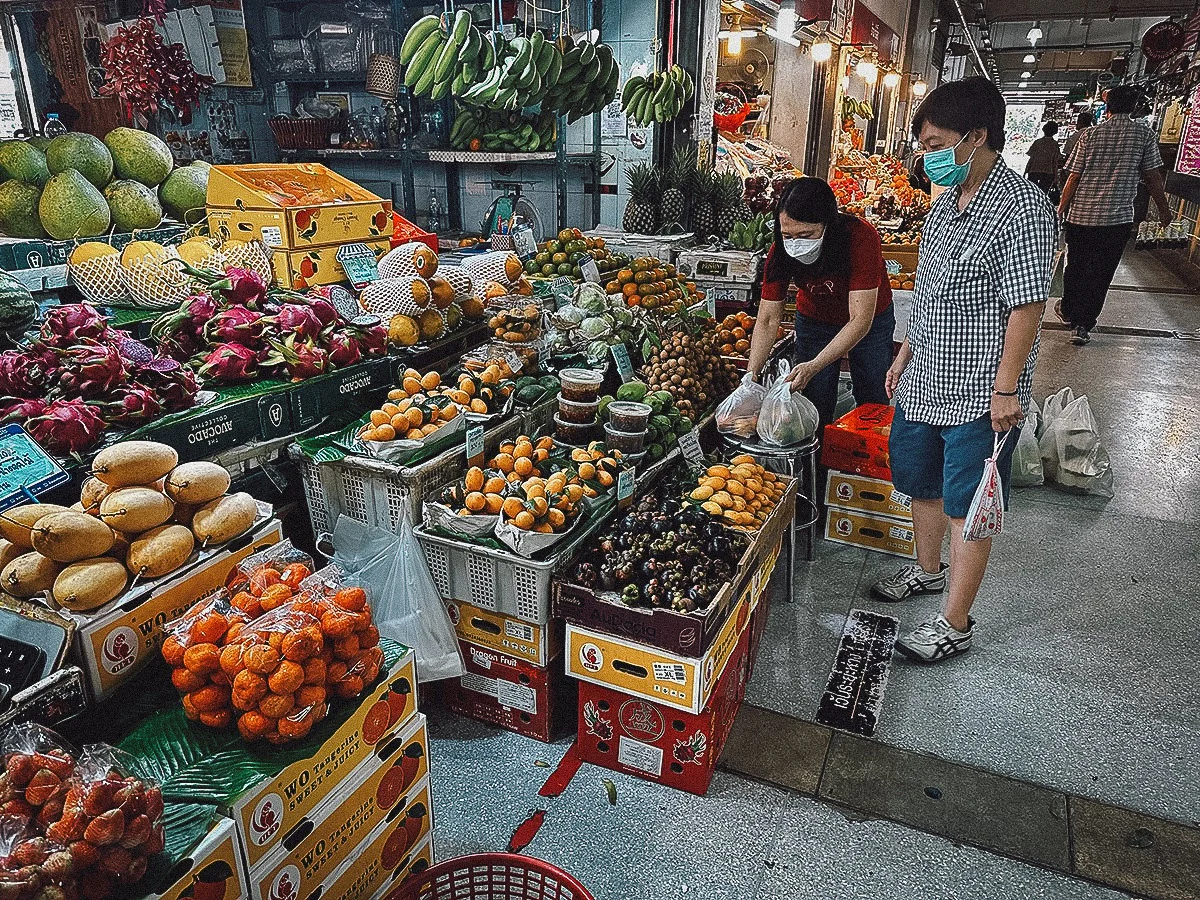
[267,114,347,150]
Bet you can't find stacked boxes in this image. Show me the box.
[676,249,763,310]
[821,405,916,558]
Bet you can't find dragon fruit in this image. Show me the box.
[152,293,220,361]
[271,304,324,342]
[206,306,267,346]
[217,267,268,308]
[346,322,388,357]
[54,341,127,398]
[138,363,199,412]
[0,351,48,398]
[97,385,163,426]
[271,336,330,381]
[0,397,48,422]
[39,303,109,348]
[197,343,258,383]
[305,296,341,328]
[326,330,362,368]
[26,399,106,456]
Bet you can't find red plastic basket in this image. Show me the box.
[714,84,751,132]
[386,853,597,900]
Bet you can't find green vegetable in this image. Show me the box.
[616,381,648,402]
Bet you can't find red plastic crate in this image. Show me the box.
[392,212,437,253]
[822,403,894,481]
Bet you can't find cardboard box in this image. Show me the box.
[564,557,768,715]
[825,471,912,521]
[267,238,392,289]
[445,598,563,668]
[207,164,393,249]
[250,771,431,900]
[576,624,752,796]
[676,249,761,281]
[442,641,575,743]
[825,508,917,559]
[73,518,283,701]
[229,650,419,869]
[331,830,433,900]
[822,403,894,480]
[141,814,250,900]
[288,357,394,431]
[139,397,262,464]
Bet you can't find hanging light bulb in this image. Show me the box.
[883,70,901,89]
[1023,53,1036,64]
[812,38,833,62]
[1027,23,1042,45]
[777,0,796,35]
[912,78,928,97]
[856,58,878,83]
[1021,70,1033,79]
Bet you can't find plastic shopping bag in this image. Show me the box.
[330,513,464,682]
[1011,405,1043,487]
[1037,387,1075,478]
[1041,394,1114,498]
[757,360,820,446]
[716,371,767,437]
[963,433,1009,542]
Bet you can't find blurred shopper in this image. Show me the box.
[1058,86,1173,345]
[1061,110,1093,165]
[874,77,1056,664]
[1025,121,1062,194]
[746,177,894,429]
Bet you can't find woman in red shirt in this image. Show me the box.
[745,177,895,428]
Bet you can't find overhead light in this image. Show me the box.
[1023,53,1036,63]
[1020,81,1029,87]
[728,31,743,54]
[882,71,901,88]
[1021,71,1033,78]
[912,78,928,97]
[811,38,833,62]
[856,59,878,83]
[1027,23,1042,45]
[776,0,796,35]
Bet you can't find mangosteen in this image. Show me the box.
[621,584,641,605]
[641,559,659,577]
[599,565,617,591]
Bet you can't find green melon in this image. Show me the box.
[0,270,37,345]
[0,142,50,187]
[46,133,113,189]
[104,179,163,232]
[39,169,111,240]
[104,127,174,187]
[0,181,46,238]
[159,161,209,223]
[26,136,51,153]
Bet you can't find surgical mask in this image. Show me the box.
[783,236,823,264]
[923,134,976,187]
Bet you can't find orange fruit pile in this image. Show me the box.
[688,454,785,530]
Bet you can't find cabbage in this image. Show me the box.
[587,340,609,363]
[557,305,586,326]
[611,308,633,328]
[577,282,608,314]
[579,317,610,340]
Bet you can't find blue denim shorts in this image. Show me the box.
[888,405,1017,519]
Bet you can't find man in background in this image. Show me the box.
[1025,121,1062,195]
[1061,110,1093,163]
[1058,86,1173,345]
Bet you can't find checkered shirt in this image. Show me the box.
[897,158,1057,426]
[1063,116,1163,226]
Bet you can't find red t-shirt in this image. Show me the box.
[760,216,892,326]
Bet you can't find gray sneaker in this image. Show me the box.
[1070,326,1091,345]
[870,563,948,603]
[895,615,975,663]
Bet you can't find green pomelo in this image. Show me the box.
[45,133,113,188]
[39,169,111,240]
[26,136,51,152]
[104,127,174,187]
[104,179,163,232]
[0,181,46,238]
[159,162,209,223]
[0,142,50,186]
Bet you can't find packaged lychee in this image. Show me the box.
[224,539,314,619]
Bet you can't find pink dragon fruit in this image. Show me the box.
[305,296,341,328]
[0,397,48,422]
[138,363,199,412]
[0,351,48,398]
[217,268,268,308]
[54,341,127,398]
[151,293,220,361]
[197,343,258,383]
[39,304,109,348]
[26,399,106,456]
[326,330,362,368]
[206,306,267,346]
[272,336,330,381]
[271,304,324,342]
[347,322,388,357]
[97,385,163,426]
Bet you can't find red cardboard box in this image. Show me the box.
[442,641,576,743]
[575,627,751,796]
[822,403,893,481]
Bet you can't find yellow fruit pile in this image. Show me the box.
[567,445,622,494]
[688,454,785,531]
[359,369,464,442]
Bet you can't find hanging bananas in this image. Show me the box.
[449,108,558,153]
[620,65,695,127]
[401,10,490,101]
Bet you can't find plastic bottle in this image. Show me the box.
[428,189,443,233]
[42,113,66,138]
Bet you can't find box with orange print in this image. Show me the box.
[822,403,894,481]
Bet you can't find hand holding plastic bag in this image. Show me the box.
[756,360,820,446]
[1011,405,1043,487]
[963,433,1009,542]
[716,372,767,437]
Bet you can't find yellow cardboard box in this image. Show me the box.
[142,815,249,900]
[269,238,391,289]
[825,471,913,521]
[73,518,283,702]
[322,814,433,900]
[446,598,563,667]
[825,508,917,559]
[230,651,419,870]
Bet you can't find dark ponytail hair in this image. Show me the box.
[765,177,854,284]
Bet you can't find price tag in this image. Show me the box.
[580,254,602,283]
[617,467,636,508]
[678,429,704,468]
[610,344,634,382]
[512,223,538,260]
[260,226,283,247]
[505,352,524,374]
[335,243,380,289]
[466,425,485,468]
[0,424,69,513]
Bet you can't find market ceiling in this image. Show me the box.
[983,0,1192,22]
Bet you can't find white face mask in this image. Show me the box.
[783,236,823,264]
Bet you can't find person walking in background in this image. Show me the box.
[1058,85,1173,345]
[745,177,894,430]
[872,76,1056,663]
[1025,122,1062,194]
[1061,110,1093,165]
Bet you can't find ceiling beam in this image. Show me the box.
[983,0,1192,22]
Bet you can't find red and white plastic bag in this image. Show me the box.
[962,433,1009,542]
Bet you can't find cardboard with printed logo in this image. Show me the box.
[441,641,575,743]
[266,238,392,289]
[141,814,250,900]
[323,815,433,900]
[575,624,752,796]
[825,471,913,521]
[445,599,563,668]
[822,403,894,480]
[73,518,283,702]
[824,507,917,559]
[229,651,419,870]
[249,773,431,900]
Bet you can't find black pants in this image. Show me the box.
[1062,222,1134,331]
[1027,172,1055,192]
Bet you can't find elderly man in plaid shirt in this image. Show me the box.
[870,77,1057,663]
[1057,85,1173,345]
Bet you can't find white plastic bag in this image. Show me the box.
[1037,387,1075,478]
[1011,405,1043,487]
[756,361,820,446]
[716,372,767,437]
[963,433,1009,542]
[1041,394,1114,498]
[330,513,464,682]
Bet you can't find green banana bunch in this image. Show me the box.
[728,213,773,251]
[542,38,620,121]
[401,10,491,101]
[621,65,694,127]
[840,96,874,120]
[450,107,558,153]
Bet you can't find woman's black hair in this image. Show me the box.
[765,176,854,283]
[1075,111,1093,129]
[1042,121,1058,137]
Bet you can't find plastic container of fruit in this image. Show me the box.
[603,422,645,455]
[606,400,652,433]
[559,368,603,402]
[557,395,599,424]
[554,413,597,445]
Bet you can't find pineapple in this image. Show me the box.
[715,172,747,239]
[690,165,715,238]
[622,161,660,235]
[659,146,695,230]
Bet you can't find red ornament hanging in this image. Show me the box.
[99,18,213,123]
